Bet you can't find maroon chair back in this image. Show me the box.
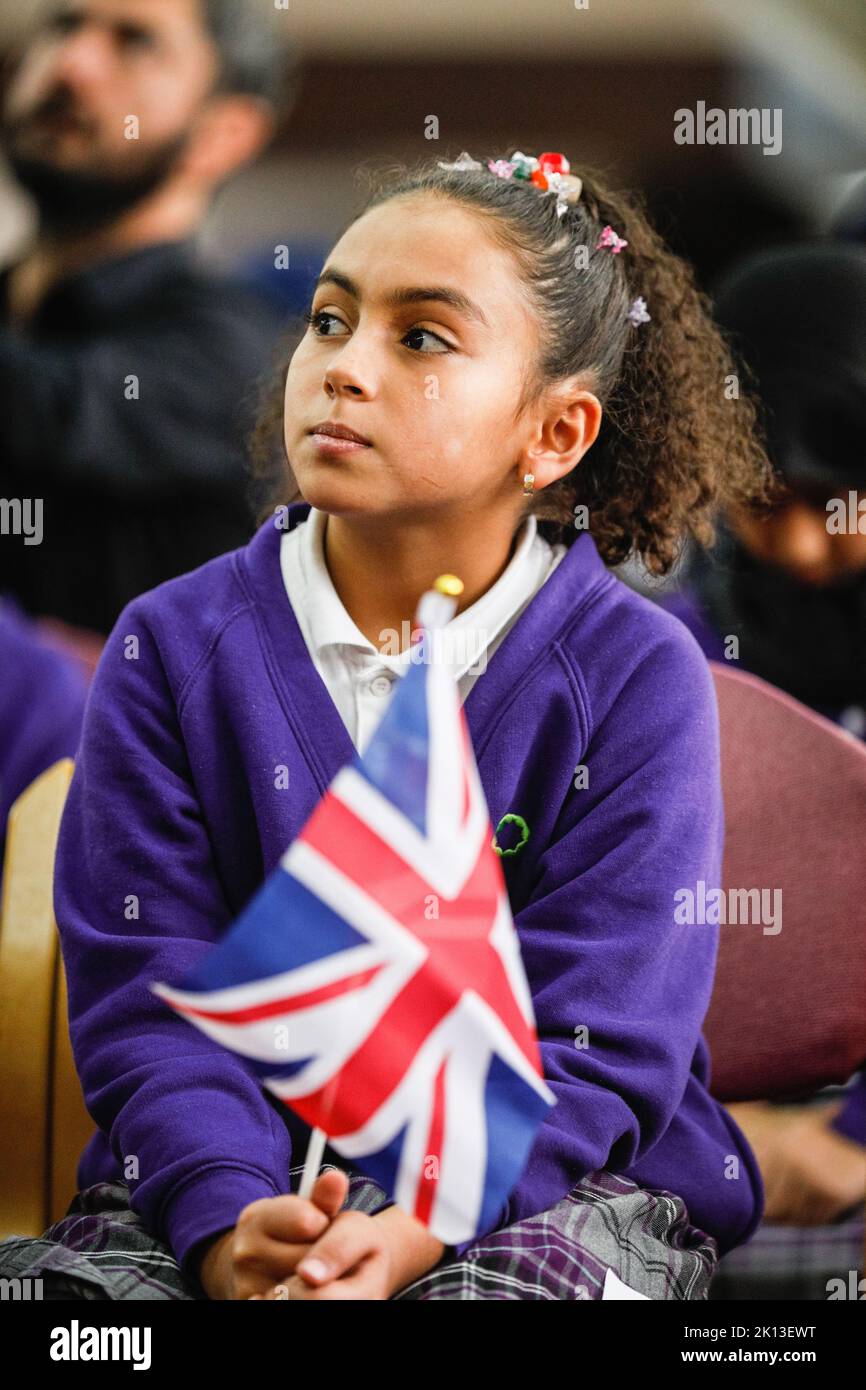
[703,661,866,1101]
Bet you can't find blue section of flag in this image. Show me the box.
[480,1054,552,1232]
[182,868,369,993]
[343,1119,410,1200]
[357,657,429,836]
[246,1054,316,1082]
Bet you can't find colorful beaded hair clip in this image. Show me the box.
[436,150,649,327]
[438,149,582,218]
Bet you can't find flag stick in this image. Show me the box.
[299,1125,328,1199]
[417,574,462,633]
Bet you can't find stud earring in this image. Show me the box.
[523,472,535,494]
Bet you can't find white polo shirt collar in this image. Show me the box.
[289,504,547,682]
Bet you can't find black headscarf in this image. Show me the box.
[687,241,866,711]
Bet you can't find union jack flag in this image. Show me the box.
[152,593,556,1247]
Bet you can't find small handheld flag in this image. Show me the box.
[151,574,556,1247]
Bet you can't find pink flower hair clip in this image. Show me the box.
[596,225,628,254]
[627,296,651,327]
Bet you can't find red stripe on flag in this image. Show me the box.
[459,714,472,826]
[166,964,383,1025]
[414,1058,447,1226]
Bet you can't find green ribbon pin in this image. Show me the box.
[491,812,530,858]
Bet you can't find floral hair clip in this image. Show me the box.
[596,225,628,254]
[487,158,517,179]
[440,149,582,217]
[627,296,651,327]
[511,151,583,217]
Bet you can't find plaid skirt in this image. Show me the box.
[708,1206,865,1302]
[0,1165,717,1301]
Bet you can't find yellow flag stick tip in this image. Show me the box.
[433,573,464,597]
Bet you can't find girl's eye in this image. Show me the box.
[305,310,451,354]
[401,326,452,354]
[306,309,347,337]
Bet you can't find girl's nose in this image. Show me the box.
[324,374,365,398]
[323,353,374,400]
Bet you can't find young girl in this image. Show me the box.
[0,148,775,1301]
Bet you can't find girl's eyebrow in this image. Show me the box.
[313,266,490,328]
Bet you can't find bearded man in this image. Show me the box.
[0,0,297,631]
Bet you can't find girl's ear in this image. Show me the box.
[523,389,603,490]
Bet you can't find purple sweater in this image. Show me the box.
[56,504,764,1282]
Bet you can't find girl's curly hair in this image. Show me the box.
[249,153,780,575]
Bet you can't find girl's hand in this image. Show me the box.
[726,1099,866,1225]
[251,1209,394,1300]
[197,1168,350,1300]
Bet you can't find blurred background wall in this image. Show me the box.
[2,0,864,299]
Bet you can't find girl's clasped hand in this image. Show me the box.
[199,1169,395,1300]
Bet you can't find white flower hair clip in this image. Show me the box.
[436,151,484,172]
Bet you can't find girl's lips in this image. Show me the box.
[308,432,372,455]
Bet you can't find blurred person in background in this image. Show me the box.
[0,0,297,634]
[661,241,866,740]
[655,240,866,1299]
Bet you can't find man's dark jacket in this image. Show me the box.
[0,239,282,633]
